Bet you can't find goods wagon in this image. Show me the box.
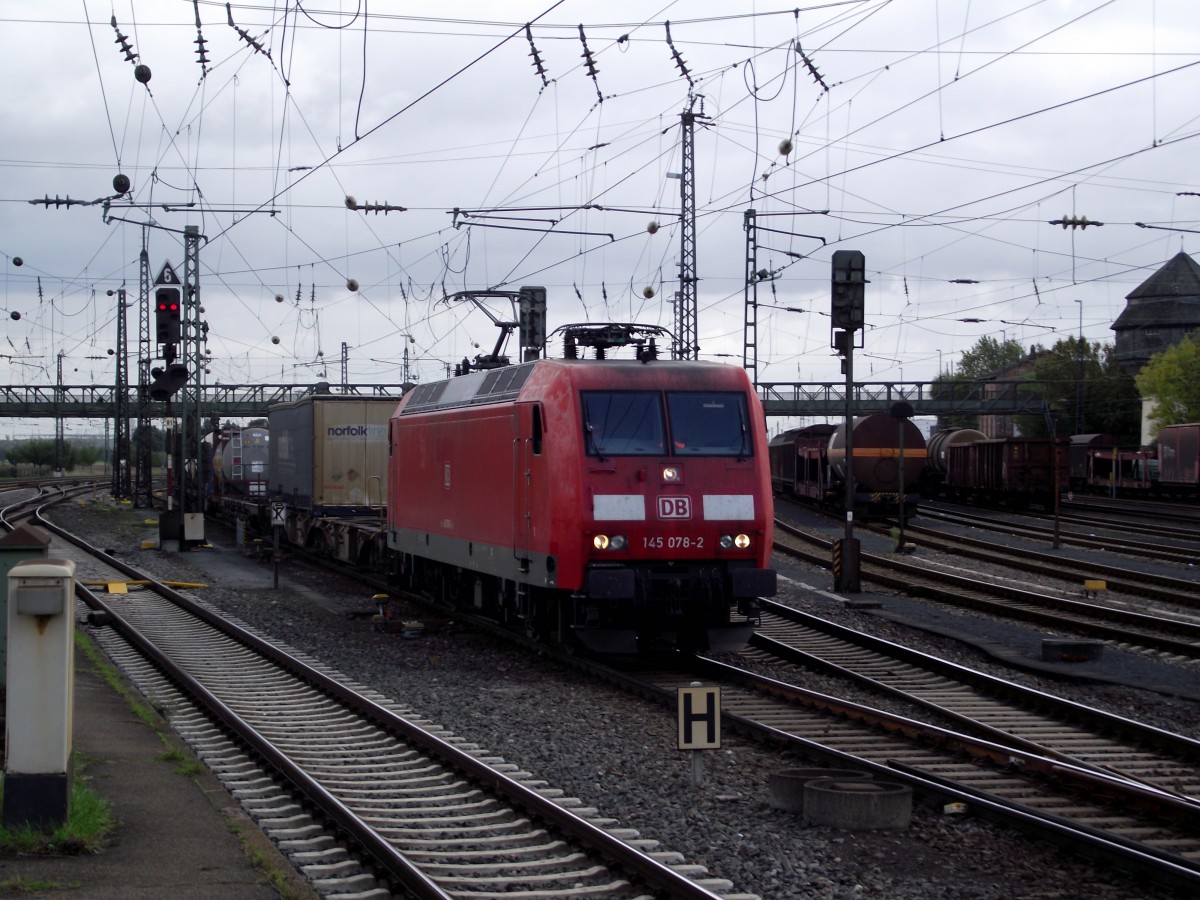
[943,436,1067,509]
[1155,423,1200,490]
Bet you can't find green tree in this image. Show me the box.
[933,336,1026,430]
[1015,338,1139,440]
[1088,346,1143,442]
[1135,332,1200,431]
[954,335,1027,380]
[7,439,64,474]
[73,444,103,470]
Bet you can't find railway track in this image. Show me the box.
[748,601,1200,797]
[774,518,1200,660]
[879,512,1200,610]
[1062,495,1200,529]
[299,514,1200,891]
[918,504,1200,563]
[7,493,751,900]
[585,643,1200,895]
[395,579,1200,892]
[27,489,1200,894]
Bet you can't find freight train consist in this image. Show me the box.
[768,414,926,519]
[208,317,775,654]
[768,419,1200,517]
[1069,424,1200,497]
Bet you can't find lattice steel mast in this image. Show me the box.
[673,96,704,360]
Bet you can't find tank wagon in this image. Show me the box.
[923,428,985,493]
[211,426,270,500]
[387,356,775,654]
[769,414,925,519]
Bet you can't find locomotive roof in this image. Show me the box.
[396,358,747,417]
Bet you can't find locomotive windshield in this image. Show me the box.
[582,391,665,456]
[667,392,751,457]
[582,391,751,458]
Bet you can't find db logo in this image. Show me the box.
[657,496,691,519]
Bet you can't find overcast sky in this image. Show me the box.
[3,0,1199,432]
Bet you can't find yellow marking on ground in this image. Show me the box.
[82,580,208,591]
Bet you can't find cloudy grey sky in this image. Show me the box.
[3,0,1199,421]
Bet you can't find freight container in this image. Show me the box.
[268,395,397,515]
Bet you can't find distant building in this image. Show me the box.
[1112,251,1200,375]
[1111,251,1200,442]
[978,350,1051,438]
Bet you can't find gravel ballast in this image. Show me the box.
[54,499,1197,899]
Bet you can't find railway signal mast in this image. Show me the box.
[831,250,867,592]
[151,226,206,549]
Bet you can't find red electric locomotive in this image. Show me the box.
[387,347,775,654]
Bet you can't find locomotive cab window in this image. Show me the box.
[667,392,751,457]
[582,391,665,456]
[582,390,751,458]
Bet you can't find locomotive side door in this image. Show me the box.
[514,402,540,561]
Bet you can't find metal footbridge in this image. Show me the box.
[0,378,1042,420]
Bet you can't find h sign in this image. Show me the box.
[677,685,721,749]
[657,496,691,519]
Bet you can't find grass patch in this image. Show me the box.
[155,748,204,777]
[231,824,318,900]
[0,875,78,893]
[0,781,114,857]
[75,633,167,734]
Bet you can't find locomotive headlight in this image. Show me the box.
[662,466,680,483]
[593,534,627,551]
[721,533,752,550]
